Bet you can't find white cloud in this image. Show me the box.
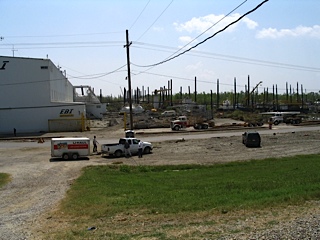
[242,17,258,29]
[185,61,215,79]
[179,36,194,44]
[186,61,203,71]
[174,13,258,35]
[256,25,320,39]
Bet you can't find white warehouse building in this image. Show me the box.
[0,56,94,134]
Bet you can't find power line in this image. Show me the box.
[130,69,320,92]
[0,41,124,47]
[0,76,68,87]
[0,62,318,92]
[0,64,127,87]
[67,64,127,79]
[129,0,151,30]
[161,0,247,64]
[0,70,127,87]
[62,63,128,88]
[0,44,122,50]
[135,0,174,41]
[135,0,269,68]
[0,41,124,51]
[131,70,222,85]
[2,31,123,39]
[131,44,320,73]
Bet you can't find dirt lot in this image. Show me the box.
[0,124,320,239]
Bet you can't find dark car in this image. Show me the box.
[242,131,261,147]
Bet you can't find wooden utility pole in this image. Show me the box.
[247,75,250,107]
[276,84,278,111]
[210,90,213,118]
[272,85,275,110]
[194,76,197,103]
[234,77,236,109]
[296,82,299,102]
[170,79,173,106]
[217,79,220,109]
[286,82,289,102]
[301,84,304,109]
[142,85,144,102]
[124,30,133,130]
[12,45,18,57]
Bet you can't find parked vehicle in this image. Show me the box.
[242,131,261,147]
[101,138,153,157]
[170,116,209,130]
[119,105,144,115]
[161,110,176,117]
[282,115,302,124]
[261,111,301,125]
[125,130,135,138]
[51,137,90,160]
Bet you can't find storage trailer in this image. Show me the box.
[51,137,90,160]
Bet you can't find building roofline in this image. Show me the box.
[0,55,51,62]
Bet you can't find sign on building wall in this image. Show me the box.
[60,108,74,117]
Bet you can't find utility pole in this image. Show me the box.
[234,77,237,109]
[12,45,18,57]
[124,30,133,130]
[194,76,197,103]
[170,79,173,106]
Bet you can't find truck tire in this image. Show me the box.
[114,150,122,158]
[173,125,180,131]
[202,124,208,129]
[62,153,69,160]
[143,147,151,154]
[273,120,279,125]
[72,153,78,160]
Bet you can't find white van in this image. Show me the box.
[161,110,176,117]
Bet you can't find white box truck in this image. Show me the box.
[51,137,90,160]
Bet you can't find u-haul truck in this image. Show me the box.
[51,137,90,160]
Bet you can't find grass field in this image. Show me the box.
[49,154,320,239]
[0,173,10,188]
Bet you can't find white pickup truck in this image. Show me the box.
[101,138,153,157]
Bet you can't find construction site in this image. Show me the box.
[89,77,320,132]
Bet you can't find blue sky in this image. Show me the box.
[1,0,319,97]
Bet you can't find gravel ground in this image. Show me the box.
[0,124,320,239]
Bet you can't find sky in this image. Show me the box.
[1,0,320,97]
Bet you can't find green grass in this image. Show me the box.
[0,173,11,188]
[52,154,320,239]
[62,155,320,217]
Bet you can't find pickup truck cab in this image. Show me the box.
[101,138,153,157]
